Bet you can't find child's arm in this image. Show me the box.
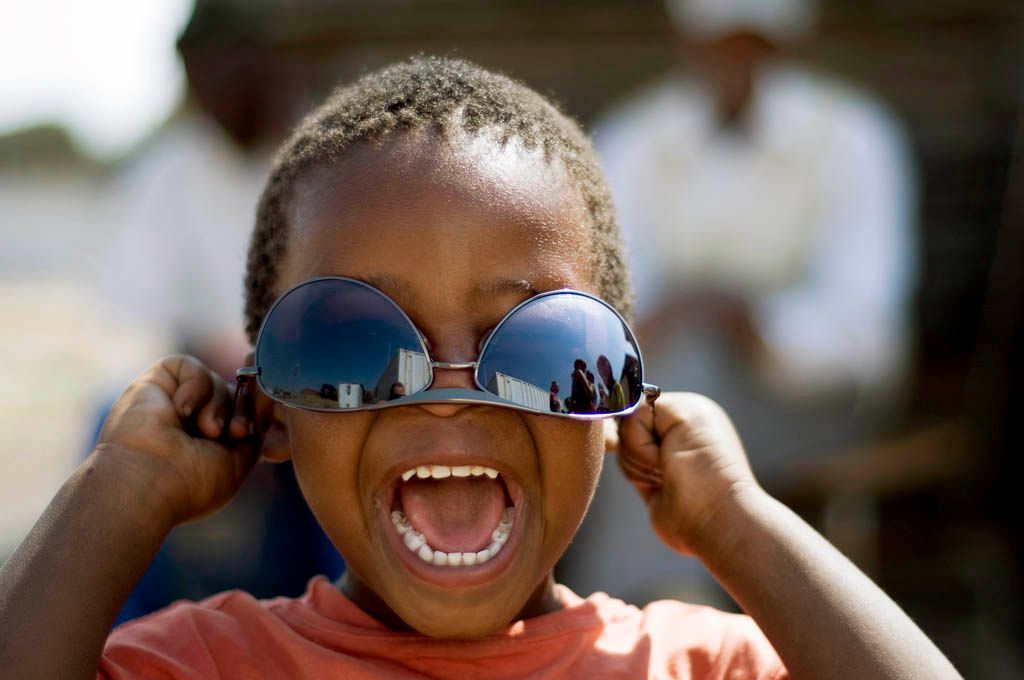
[0,356,257,680]
[616,393,961,680]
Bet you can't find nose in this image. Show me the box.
[419,363,479,417]
[413,321,485,415]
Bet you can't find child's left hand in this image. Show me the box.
[609,392,761,557]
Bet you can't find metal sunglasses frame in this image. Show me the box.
[222,276,660,438]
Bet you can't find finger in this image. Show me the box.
[230,438,261,487]
[128,357,187,412]
[618,408,661,469]
[222,430,261,473]
[618,448,662,479]
[163,356,215,421]
[191,433,262,505]
[617,453,662,486]
[651,392,695,443]
[196,375,231,439]
[615,452,657,504]
[223,382,253,441]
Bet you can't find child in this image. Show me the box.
[0,58,958,679]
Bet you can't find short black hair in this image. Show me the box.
[244,56,630,343]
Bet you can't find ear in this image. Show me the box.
[244,352,293,463]
[254,391,292,463]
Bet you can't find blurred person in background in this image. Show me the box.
[561,0,919,607]
[102,0,307,379]
[95,0,342,623]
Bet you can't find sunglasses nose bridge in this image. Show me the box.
[417,361,481,416]
[430,361,478,370]
[426,359,480,392]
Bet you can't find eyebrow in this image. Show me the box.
[357,274,415,308]
[356,274,536,308]
[470,278,537,305]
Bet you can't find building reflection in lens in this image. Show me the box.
[373,348,429,403]
[268,347,429,409]
[487,372,550,410]
[260,280,432,410]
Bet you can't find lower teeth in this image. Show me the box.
[391,507,514,567]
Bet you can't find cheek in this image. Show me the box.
[533,419,605,544]
[286,412,374,551]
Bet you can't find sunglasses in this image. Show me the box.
[221,277,659,439]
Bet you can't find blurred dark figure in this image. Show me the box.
[562,0,919,607]
[320,383,340,402]
[568,359,596,413]
[586,370,599,407]
[549,381,563,414]
[388,382,407,400]
[94,0,340,625]
[102,0,310,378]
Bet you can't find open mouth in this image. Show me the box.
[385,464,521,570]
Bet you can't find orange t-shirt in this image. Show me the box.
[99,576,788,679]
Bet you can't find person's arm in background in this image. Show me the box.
[616,393,961,679]
[591,90,674,324]
[101,120,253,379]
[100,136,192,354]
[751,95,919,399]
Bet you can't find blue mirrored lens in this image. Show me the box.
[477,293,643,415]
[256,279,430,410]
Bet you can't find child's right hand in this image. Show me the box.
[94,355,259,526]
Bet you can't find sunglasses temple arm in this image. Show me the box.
[218,374,249,444]
[642,383,662,446]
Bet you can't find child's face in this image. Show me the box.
[264,130,606,638]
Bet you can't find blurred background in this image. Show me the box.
[0,0,1020,675]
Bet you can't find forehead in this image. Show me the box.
[280,130,594,304]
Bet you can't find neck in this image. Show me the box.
[517,572,565,619]
[335,570,565,632]
[337,571,411,630]
[715,78,755,128]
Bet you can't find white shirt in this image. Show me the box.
[596,64,918,396]
[102,113,269,349]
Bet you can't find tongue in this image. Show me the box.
[399,477,506,553]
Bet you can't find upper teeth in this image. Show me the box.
[401,465,499,482]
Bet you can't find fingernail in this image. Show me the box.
[215,417,224,429]
[182,404,193,417]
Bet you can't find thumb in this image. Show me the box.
[618,403,661,470]
[187,431,262,517]
[615,404,664,501]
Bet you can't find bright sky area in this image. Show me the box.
[0,0,193,158]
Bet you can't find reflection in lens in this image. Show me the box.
[257,279,430,410]
[477,293,643,415]
[486,372,549,411]
[548,380,562,413]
